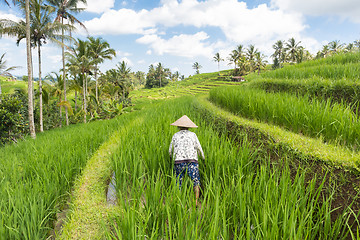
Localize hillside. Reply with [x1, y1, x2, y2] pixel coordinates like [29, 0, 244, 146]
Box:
[1, 53, 360, 239]
[0, 76, 28, 94]
[129, 70, 239, 103]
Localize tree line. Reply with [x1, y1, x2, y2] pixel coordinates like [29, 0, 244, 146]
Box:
[212, 38, 360, 76]
[0, 0, 146, 143]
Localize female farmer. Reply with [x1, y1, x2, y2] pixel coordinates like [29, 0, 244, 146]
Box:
[169, 115, 205, 206]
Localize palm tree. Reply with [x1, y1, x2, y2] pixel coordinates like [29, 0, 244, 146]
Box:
[320, 45, 330, 58]
[237, 56, 250, 76]
[0, 0, 35, 137]
[2, 0, 70, 131]
[25, 0, 36, 138]
[285, 37, 301, 63]
[328, 40, 344, 54]
[271, 40, 285, 68]
[192, 62, 202, 75]
[345, 43, 354, 53]
[117, 60, 131, 94]
[0, 53, 19, 98]
[134, 71, 145, 85]
[67, 67, 82, 111]
[234, 44, 244, 61]
[2, 0, 14, 6]
[46, 71, 63, 125]
[213, 52, 223, 75]
[46, 0, 87, 126]
[354, 40, 360, 50]
[254, 52, 267, 75]
[227, 50, 238, 69]
[88, 36, 116, 102]
[155, 62, 165, 87]
[67, 38, 93, 123]
[246, 44, 258, 72]
[172, 71, 180, 82]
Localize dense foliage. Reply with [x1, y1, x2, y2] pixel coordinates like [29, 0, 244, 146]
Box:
[209, 86, 360, 150]
[0, 93, 28, 144]
[0, 114, 124, 239]
[107, 97, 353, 239]
[145, 63, 170, 89]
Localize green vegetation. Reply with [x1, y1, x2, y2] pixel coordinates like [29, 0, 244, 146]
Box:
[209, 86, 360, 149]
[105, 97, 353, 239]
[2, 52, 360, 238]
[0, 93, 28, 144]
[196, 95, 359, 170]
[247, 52, 360, 115]
[2, 0, 360, 239]
[0, 78, 27, 94]
[130, 70, 237, 102]
[0, 116, 123, 239]
[262, 62, 360, 80]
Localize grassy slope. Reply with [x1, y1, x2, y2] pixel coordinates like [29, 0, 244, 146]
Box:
[0, 77, 28, 94]
[2, 58, 360, 238]
[210, 53, 360, 169]
[130, 70, 240, 103]
[246, 52, 360, 108]
[61, 62, 360, 238]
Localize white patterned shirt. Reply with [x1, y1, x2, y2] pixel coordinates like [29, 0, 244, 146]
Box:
[169, 130, 205, 162]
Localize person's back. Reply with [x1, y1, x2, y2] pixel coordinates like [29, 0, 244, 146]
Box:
[169, 129, 204, 163]
[169, 115, 205, 207]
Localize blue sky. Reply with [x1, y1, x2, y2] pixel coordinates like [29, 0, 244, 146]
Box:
[1, 0, 360, 78]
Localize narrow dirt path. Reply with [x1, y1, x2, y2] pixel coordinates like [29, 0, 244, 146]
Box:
[58, 117, 144, 239]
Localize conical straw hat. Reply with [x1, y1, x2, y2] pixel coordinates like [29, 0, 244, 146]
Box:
[170, 115, 198, 128]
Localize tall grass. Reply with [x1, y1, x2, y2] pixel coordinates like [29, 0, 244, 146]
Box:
[0, 117, 123, 239]
[107, 97, 353, 239]
[260, 52, 360, 81]
[261, 63, 360, 80]
[249, 78, 360, 108]
[297, 52, 360, 67]
[209, 86, 360, 149]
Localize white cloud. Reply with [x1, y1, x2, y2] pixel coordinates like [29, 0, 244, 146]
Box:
[0, 10, 20, 22]
[83, 0, 320, 59]
[119, 57, 133, 66]
[136, 32, 213, 58]
[271, 0, 360, 23]
[84, 8, 156, 35]
[84, 0, 308, 42]
[79, 0, 115, 14]
[116, 50, 132, 57]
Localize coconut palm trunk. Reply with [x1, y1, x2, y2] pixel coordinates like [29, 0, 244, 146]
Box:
[95, 65, 98, 101]
[37, 43, 43, 132]
[25, 0, 36, 138]
[61, 17, 69, 126]
[83, 73, 87, 123]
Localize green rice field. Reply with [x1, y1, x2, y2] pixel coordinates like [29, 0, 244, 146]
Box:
[1, 52, 360, 239]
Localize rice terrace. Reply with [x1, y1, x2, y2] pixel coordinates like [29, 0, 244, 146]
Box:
[1, 0, 360, 239]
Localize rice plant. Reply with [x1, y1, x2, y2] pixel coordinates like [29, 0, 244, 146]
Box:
[209, 86, 360, 150]
[261, 63, 360, 81]
[249, 77, 360, 110]
[260, 52, 360, 81]
[0, 117, 124, 239]
[107, 97, 354, 239]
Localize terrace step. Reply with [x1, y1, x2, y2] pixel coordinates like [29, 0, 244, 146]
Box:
[196, 95, 360, 172]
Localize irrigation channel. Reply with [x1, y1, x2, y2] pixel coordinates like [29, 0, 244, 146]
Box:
[57, 96, 359, 239]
